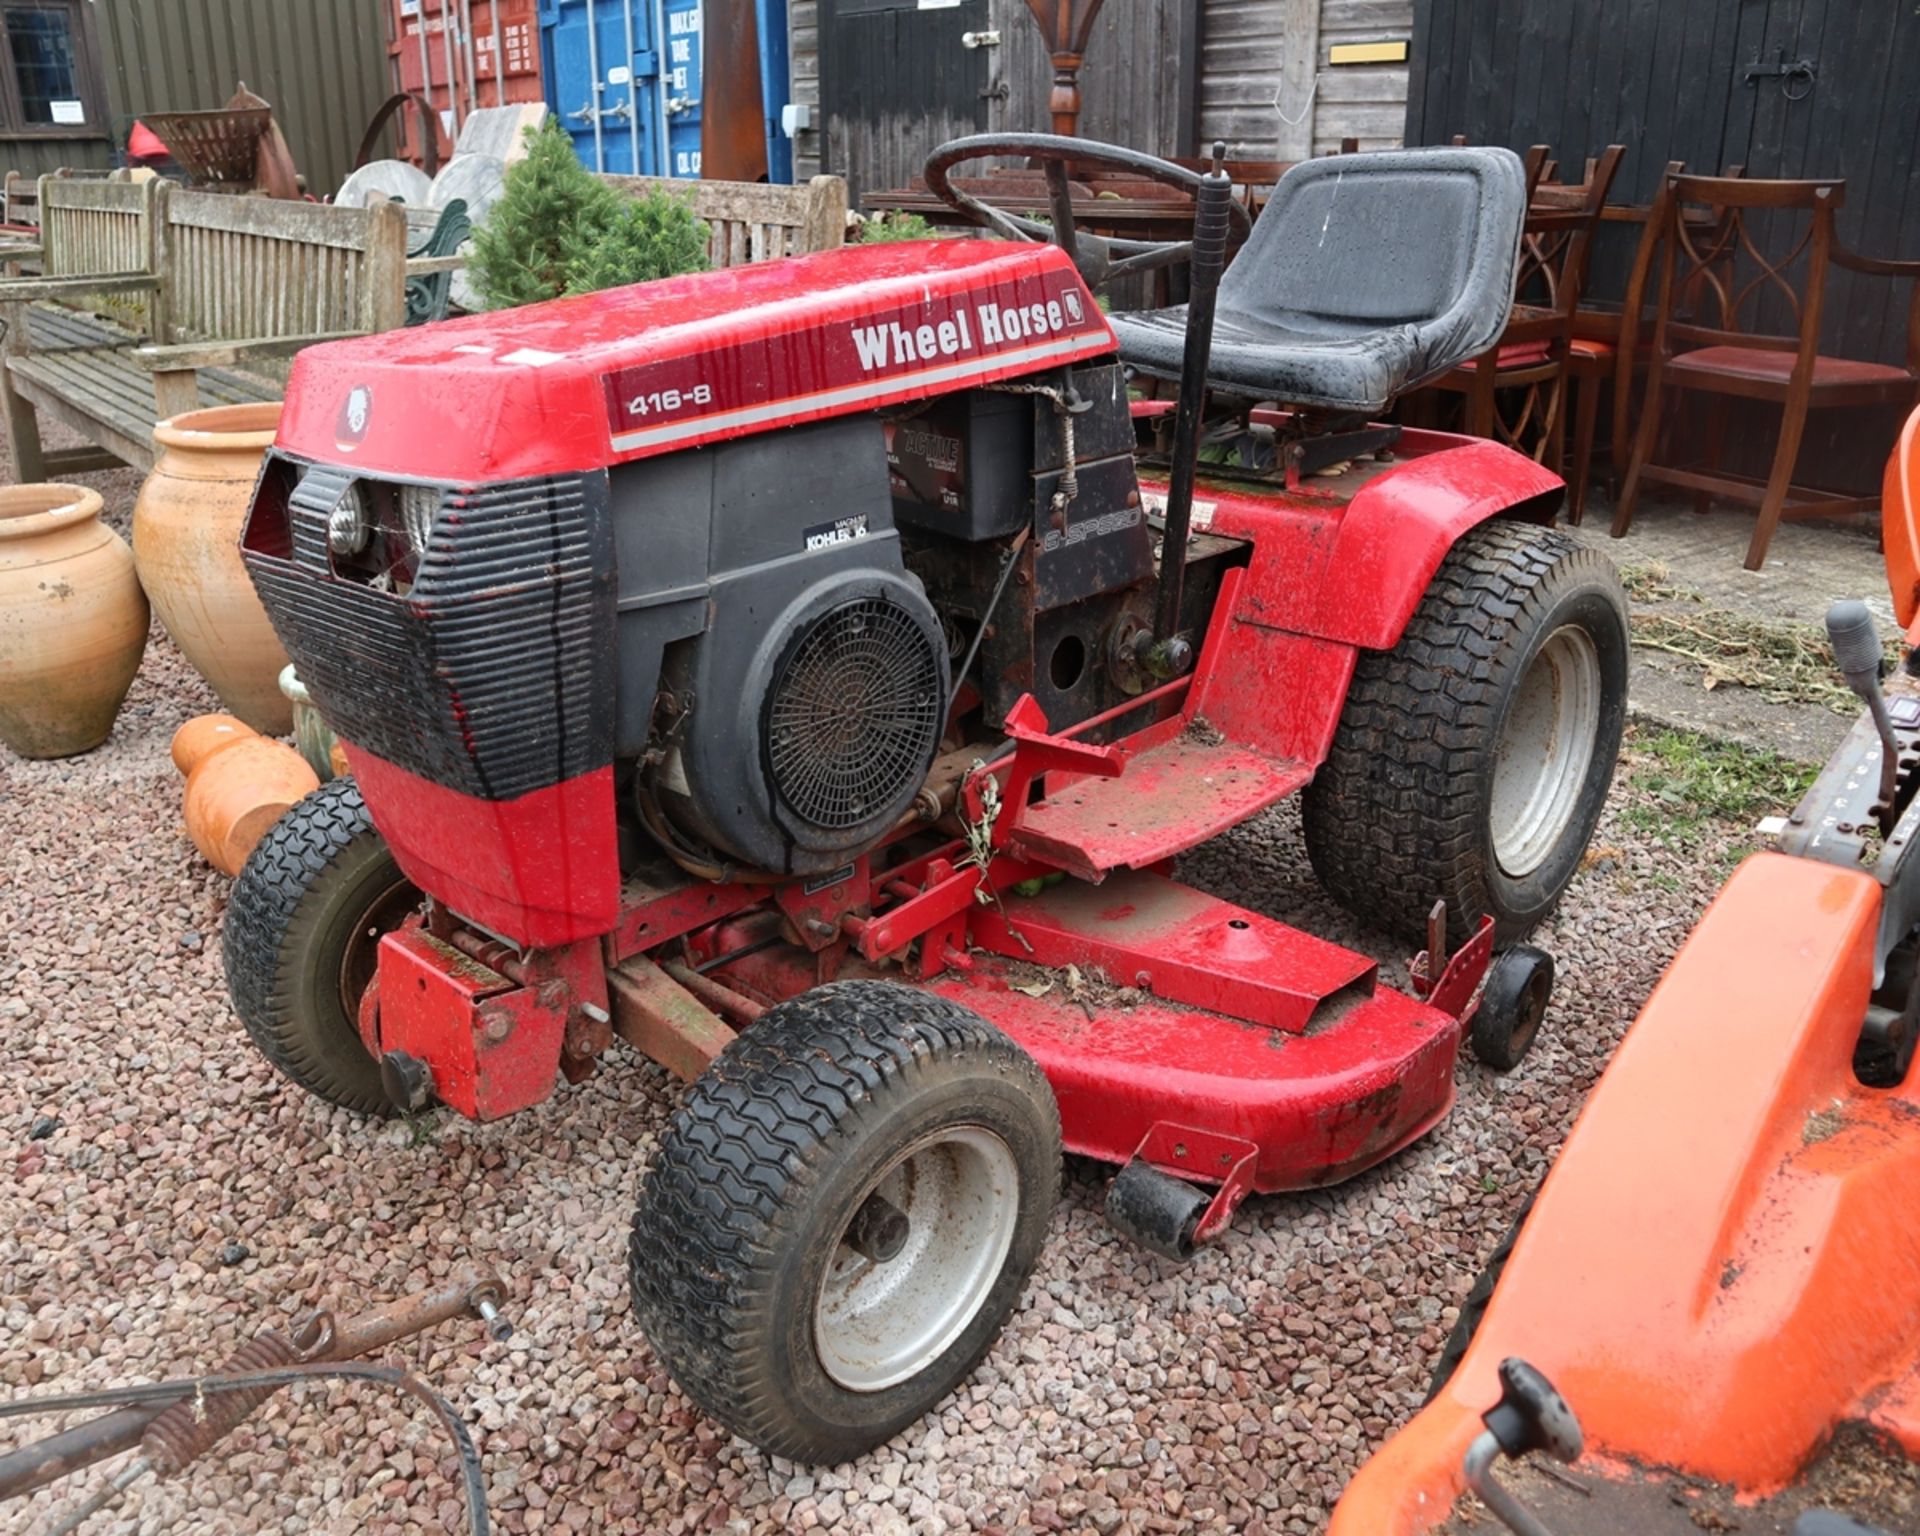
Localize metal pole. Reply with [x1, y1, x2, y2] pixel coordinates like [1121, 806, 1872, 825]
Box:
[414, 0, 435, 162]
[461, 0, 481, 119]
[491, 0, 506, 106]
[441, 0, 463, 136]
[1150, 143, 1232, 662]
[622, 0, 641, 172]
[586, 0, 607, 170]
[655, 0, 672, 173]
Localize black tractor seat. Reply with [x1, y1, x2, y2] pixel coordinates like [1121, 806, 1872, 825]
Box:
[1110, 147, 1528, 416]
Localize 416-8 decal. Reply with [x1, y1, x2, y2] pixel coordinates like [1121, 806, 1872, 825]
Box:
[626, 383, 714, 417]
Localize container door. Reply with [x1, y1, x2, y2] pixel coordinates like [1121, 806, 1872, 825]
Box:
[539, 0, 665, 172]
[660, 0, 705, 177]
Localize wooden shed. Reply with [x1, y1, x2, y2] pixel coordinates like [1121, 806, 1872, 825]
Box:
[0, 0, 391, 198]
[786, 0, 1416, 205]
[1405, 0, 1920, 369]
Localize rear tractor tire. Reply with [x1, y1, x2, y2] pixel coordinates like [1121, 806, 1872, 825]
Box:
[628, 981, 1062, 1463]
[1304, 520, 1628, 944]
[223, 778, 420, 1116]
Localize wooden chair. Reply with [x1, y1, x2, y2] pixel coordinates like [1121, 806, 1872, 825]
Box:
[1612, 175, 1920, 569]
[1420, 145, 1623, 523]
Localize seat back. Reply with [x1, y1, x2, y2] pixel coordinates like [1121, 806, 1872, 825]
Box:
[154, 190, 410, 346]
[37, 174, 160, 279]
[1220, 147, 1528, 390]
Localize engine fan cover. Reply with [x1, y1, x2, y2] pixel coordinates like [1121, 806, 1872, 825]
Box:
[659, 570, 950, 875]
[765, 593, 947, 835]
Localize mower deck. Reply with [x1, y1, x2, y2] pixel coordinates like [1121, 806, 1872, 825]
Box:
[719, 864, 1475, 1202]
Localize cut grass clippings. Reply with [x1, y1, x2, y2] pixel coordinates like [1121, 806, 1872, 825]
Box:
[1617, 724, 1816, 866]
[1618, 562, 1900, 717]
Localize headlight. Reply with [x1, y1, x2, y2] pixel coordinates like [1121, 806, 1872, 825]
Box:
[327, 481, 370, 556]
[400, 483, 440, 557]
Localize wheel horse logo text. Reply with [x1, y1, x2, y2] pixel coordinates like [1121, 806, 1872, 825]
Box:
[849, 287, 1089, 373]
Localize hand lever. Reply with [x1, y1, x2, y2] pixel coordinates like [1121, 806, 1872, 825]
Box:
[1827, 600, 1899, 830]
[1461, 1358, 1582, 1536]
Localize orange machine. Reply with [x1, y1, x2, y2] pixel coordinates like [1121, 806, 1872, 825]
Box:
[1332, 405, 1920, 1536]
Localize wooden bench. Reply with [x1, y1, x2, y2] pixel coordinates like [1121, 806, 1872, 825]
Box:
[598, 173, 848, 267]
[0, 181, 408, 477]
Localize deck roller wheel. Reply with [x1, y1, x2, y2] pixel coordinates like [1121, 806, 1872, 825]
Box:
[628, 981, 1061, 1463]
[1104, 1159, 1213, 1261]
[1471, 946, 1555, 1072]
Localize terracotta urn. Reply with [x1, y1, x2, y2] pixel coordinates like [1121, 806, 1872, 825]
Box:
[171, 713, 320, 876]
[133, 402, 292, 734]
[0, 483, 149, 759]
[279, 664, 348, 781]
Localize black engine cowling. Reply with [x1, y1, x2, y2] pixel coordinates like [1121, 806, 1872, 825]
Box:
[610, 415, 950, 876]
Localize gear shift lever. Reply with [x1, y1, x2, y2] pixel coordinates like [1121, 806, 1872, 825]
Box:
[1461, 1358, 1582, 1536]
[1827, 599, 1899, 830]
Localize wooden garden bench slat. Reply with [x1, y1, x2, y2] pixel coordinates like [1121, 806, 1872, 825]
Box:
[597, 174, 848, 266]
[0, 177, 406, 477]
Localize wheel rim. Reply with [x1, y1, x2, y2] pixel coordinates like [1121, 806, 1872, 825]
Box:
[1508, 967, 1551, 1058]
[337, 874, 421, 1017]
[814, 1125, 1021, 1393]
[1491, 625, 1602, 878]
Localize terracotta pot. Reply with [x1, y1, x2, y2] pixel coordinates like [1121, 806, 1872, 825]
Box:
[133, 402, 292, 733]
[172, 713, 320, 876]
[0, 484, 149, 759]
[279, 664, 347, 781]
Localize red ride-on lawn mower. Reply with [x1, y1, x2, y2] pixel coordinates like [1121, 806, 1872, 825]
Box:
[223, 137, 1628, 1462]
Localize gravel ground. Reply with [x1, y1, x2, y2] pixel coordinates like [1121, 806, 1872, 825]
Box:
[4, 435, 1742, 1535]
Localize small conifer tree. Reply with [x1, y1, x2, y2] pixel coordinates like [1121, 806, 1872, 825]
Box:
[467, 118, 620, 309]
[563, 185, 710, 294]
[468, 117, 712, 310]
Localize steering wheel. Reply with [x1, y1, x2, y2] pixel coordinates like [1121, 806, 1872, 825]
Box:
[922, 133, 1254, 289]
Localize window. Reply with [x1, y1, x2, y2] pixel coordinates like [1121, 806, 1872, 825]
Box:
[0, 0, 105, 137]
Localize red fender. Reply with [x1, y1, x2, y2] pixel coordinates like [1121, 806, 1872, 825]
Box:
[1146, 432, 1563, 768]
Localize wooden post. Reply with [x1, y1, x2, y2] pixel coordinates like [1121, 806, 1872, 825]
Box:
[363, 199, 411, 334]
[802, 175, 848, 254]
[0, 299, 45, 481]
[1274, 0, 1321, 162]
[1022, 0, 1108, 137]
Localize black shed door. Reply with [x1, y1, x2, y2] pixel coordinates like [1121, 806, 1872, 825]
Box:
[1405, 0, 1920, 367]
[820, 0, 992, 207]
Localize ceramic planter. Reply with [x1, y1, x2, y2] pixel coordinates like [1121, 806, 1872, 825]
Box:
[133, 402, 292, 734]
[0, 484, 149, 759]
[171, 713, 320, 876]
[279, 664, 347, 781]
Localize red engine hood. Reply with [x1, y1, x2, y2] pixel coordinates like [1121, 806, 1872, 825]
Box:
[276, 239, 1116, 482]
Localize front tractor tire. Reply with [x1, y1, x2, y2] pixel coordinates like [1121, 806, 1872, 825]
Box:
[628, 981, 1062, 1464]
[223, 778, 420, 1116]
[1304, 520, 1628, 944]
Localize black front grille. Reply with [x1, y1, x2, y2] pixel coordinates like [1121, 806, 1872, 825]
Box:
[765, 596, 946, 831]
[245, 456, 615, 802]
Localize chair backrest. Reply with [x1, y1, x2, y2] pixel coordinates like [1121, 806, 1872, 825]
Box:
[154, 190, 409, 345]
[1220, 146, 1527, 379]
[1654, 174, 1845, 358]
[1516, 144, 1625, 321]
[36, 175, 161, 278]
[597, 173, 848, 266]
